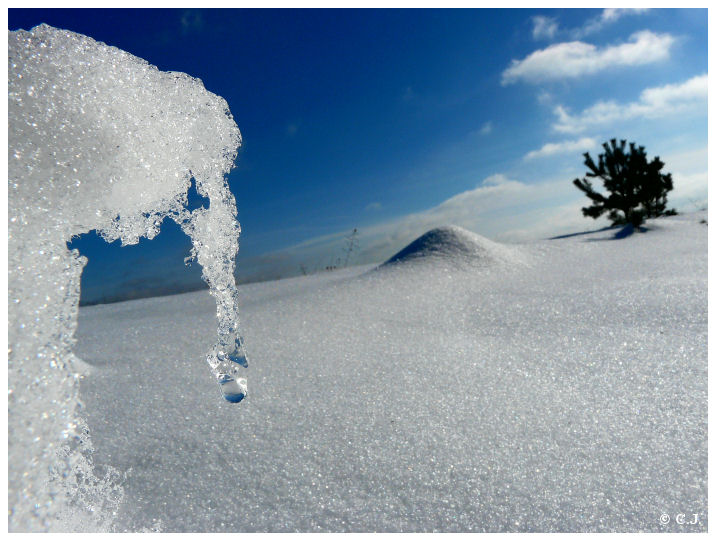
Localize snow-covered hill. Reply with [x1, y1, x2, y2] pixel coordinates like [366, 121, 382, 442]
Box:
[381, 225, 526, 268]
[74, 212, 707, 532]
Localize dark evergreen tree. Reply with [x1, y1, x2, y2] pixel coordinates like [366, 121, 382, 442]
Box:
[573, 138, 677, 228]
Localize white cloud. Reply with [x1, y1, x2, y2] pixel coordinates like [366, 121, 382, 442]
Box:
[578, 8, 650, 37]
[553, 74, 707, 133]
[532, 16, 558, 40]
[660, 146, 708, 210]
[603, 8, 649, 22]
[468, 122, 493, 138]
[502, 30, 674, 85]
[481, 173, 511, 186]
[524, 137, 597, 160]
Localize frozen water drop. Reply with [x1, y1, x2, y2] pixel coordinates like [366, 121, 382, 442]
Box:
[218, 375, 247, 403]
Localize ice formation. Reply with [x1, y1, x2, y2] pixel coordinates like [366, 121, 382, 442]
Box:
[8, 24, 246, 531]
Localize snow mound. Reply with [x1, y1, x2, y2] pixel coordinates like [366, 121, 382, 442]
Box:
[382, 225, 524, 267]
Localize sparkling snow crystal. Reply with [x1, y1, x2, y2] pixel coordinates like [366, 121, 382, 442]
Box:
[8, 24, 246, 531]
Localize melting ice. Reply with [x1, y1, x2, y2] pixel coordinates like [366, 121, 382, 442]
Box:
[8, 24, 246, 531]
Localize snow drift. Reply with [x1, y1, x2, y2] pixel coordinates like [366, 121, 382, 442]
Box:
[382, 225, 525, 267]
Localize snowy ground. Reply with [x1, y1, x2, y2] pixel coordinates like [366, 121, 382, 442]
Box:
[74, 212, 707, 532]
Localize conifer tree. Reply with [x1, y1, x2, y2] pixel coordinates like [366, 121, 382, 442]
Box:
[573, 138, 677, 228]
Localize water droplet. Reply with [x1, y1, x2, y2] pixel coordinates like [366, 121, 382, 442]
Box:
[217, 374, 246, 403]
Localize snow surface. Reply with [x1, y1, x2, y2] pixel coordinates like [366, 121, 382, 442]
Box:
[74, 212, 707, 532]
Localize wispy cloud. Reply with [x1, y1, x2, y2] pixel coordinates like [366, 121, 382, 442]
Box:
[576, 8, 650, 37]
[602, 8, 650, 23]
[553, 74, 707, 133]
[537, 90, 553, 104]
[532, 16, 558, 40]
[502, 30, 674, 85]
[524, 137, 597, 160]
[365, 202, 382, 211]
[180, 10, 204, 35]
[467, 122, 493, 138]
[660, 146, 708, 210]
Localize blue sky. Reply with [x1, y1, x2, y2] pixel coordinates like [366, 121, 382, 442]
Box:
[8, 8, 708, 302]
